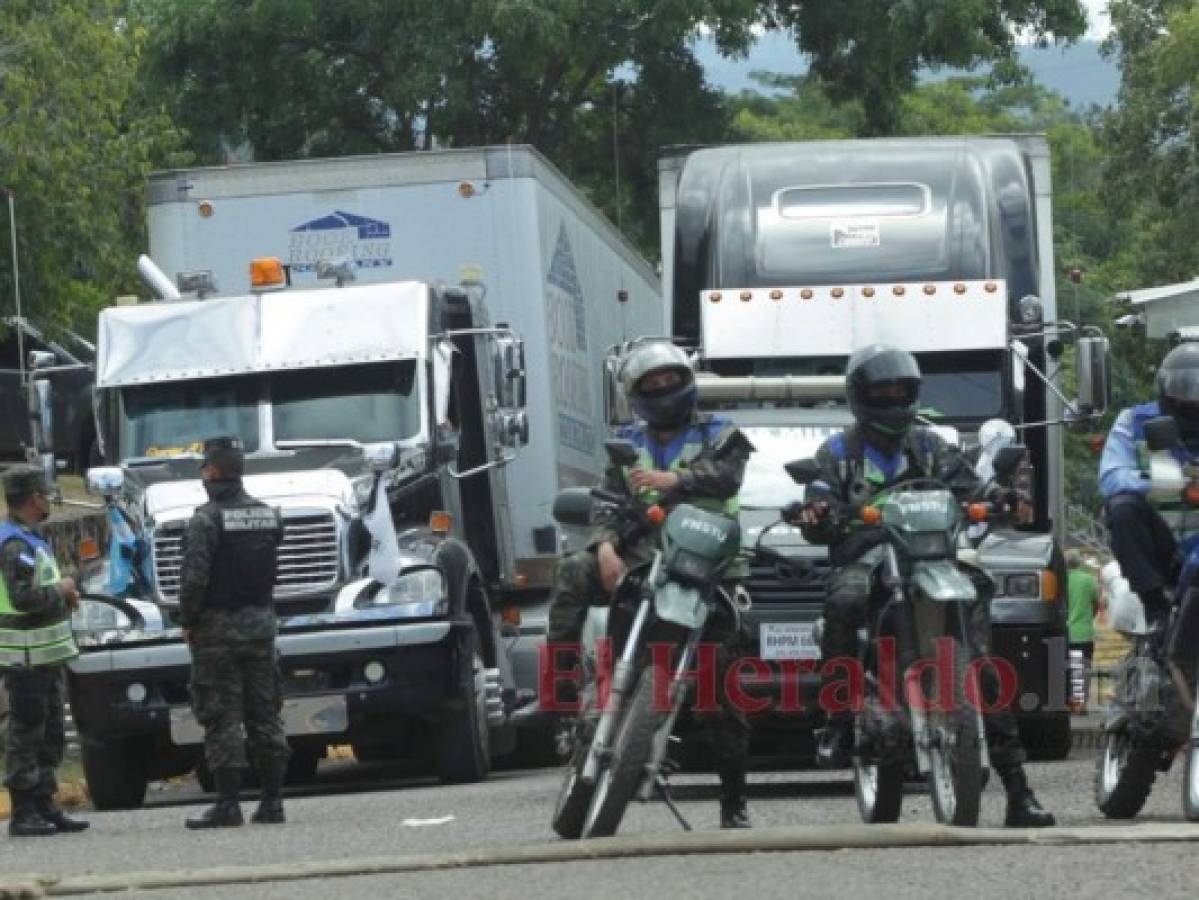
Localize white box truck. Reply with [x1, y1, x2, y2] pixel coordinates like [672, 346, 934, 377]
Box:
[54, 147, 661, 807]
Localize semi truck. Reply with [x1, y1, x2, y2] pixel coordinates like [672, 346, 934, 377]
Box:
[49, 146, 661, 808]
[651, 136, 1109, 761]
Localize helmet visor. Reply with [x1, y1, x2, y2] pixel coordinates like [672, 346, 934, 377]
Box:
[863, 379, 920, 410]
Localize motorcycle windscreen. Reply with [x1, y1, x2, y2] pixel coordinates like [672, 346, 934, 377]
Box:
[880, 491, 959, 532]
[660, 504, 741, 583]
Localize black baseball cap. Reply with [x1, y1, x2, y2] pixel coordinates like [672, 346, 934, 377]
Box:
[200, 436, 245, 476]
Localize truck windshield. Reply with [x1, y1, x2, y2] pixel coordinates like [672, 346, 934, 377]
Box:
[271, 361, 421, 444]
[120, 377, 260, 458]
[738, 426, 837, 510]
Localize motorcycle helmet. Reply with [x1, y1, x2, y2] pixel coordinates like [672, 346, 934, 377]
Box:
[1157, 342, 1199, 440]
[622, 341, 696, 430]
[846, 344, 922, 444]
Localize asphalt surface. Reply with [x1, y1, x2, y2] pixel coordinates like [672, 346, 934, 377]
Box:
[6, 736, 1199, 899]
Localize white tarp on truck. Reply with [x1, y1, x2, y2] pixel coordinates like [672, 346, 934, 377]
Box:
[97, 281, 430, 387]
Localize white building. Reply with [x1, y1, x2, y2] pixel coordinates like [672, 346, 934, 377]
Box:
[1115, 279, 1199, 339]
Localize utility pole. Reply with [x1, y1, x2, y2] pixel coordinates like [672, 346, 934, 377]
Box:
[4, 188, 23, 383]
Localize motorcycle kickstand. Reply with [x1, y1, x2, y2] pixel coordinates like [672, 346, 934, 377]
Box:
[654, 774, 693, 832]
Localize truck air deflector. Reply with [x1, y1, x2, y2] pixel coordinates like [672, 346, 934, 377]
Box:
[96, 281, 430, 387]
[699, 280, 1008, 360]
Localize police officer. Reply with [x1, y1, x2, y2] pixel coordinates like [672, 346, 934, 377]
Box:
[792, 344, 1055, 828]
[1100, 342, 1199, 692]
[0, 466, 88, 837]
[546, 341, 756, 829]
[181, 437, 289, 829]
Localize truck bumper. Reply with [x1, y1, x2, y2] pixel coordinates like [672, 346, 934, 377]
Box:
[68, 620, 467, 747]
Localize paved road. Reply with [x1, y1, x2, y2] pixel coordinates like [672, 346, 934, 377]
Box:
[7, 742, 1199, 899]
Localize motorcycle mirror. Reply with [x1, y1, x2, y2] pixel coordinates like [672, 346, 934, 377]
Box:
[784, 458, 822, 486]
[551, 487, 595, 527]
[991, 445, 1026, 481]
[1144, 416, 1181, 453]
[604, 439, 639, 468]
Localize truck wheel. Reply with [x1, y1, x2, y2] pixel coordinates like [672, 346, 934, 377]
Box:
[1021, 713, 1073, 761]
[82, 740, 148, 810]
[436, 628, 490, 784]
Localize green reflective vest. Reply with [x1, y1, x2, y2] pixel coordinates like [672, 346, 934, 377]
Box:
[0, 526, 77, 668]
[620, 421, 740, 519]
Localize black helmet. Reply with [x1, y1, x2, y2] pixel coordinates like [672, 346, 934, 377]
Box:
[622, 341, 696, 430]
[1157, 343, 1199, 439]
[846, 344, 922, 443]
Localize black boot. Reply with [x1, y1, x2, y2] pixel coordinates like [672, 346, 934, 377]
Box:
[815, 716, 853, 770]
[8, 791, 57, 837]
[718, 765, 751, 829]
[37, 795, 89, 833]
[251, 760, 286, 824]
[1001, 769, 1055, 828]
[185, 768, 243, 829]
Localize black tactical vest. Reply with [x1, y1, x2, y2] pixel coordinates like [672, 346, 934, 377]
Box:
[203, 490, 282, 611]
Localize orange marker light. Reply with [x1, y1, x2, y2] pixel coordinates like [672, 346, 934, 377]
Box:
[831, 287, 845, 299]
[954, 283, 967, 294]
[78, 538, 101, 562]
[709, 292, 722, 303]
[984, 282, 998, 293]
[893, 285, 906, 296]
[770, 289, 783, 300]
[923, 284, 936, 295]
[1041, 569, 1059, 603]
[501, 605, 522, 628]
[862, 286, 876, 298]
[967, 503, 989, 524]
[429, 511, 453, 535]
[740, 290, 753, 302]
[800, 288, 814, 300]
[1185, 483, 1199, 506]
[861, 506, 882, 526]
[647, 506, 667, 526]
[250, 257, 285, 288]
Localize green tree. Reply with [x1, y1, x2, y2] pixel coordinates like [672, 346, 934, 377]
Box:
[761, 0, 1089, 136]
[0, 1, 183, 332]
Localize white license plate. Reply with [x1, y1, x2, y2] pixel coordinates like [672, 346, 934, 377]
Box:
[759, 622, 819, 661]
[170, 694, 349, 746]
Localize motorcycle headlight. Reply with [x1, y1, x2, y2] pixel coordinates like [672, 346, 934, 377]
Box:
[355, 568, 447, 617]
[72, 598, 138, 645]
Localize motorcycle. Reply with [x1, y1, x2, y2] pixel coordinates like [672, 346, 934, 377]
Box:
[1095, 414, 1199, 820]
[550, 439, 743, 839]
[785, 461, 1004, 826]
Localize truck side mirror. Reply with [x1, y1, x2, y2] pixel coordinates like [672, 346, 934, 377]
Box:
[496, 410, 529, 449]
[785, 458, 822, 486]
[86, 466, 125, 499]
[27, 377, 54, 456]
[604, 439, 639, 468]
[1075, 333, 1110, 416]
[604, 353, 633, 427]
[1144, 416, 1180, 453]
[552, 487, 595, 527]
[362, 442, 398, 472]
[493, 335, 526, 411]
[27, 350, 56, 371]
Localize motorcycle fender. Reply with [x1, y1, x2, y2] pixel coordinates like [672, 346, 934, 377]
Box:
[654, 582, 707, 630]
[911, 560, 976, 603]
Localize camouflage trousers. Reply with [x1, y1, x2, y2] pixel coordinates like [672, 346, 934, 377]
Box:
[189, 639, 291, 772]
[2, 665, 65, 798]
[547, 548, 750, 767]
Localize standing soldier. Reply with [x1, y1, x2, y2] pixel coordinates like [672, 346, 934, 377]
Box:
[1, 466, 88, 837]
[180, 437, 289, 829]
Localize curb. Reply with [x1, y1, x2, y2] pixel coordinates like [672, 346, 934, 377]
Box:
[5, 821, 1199, 896]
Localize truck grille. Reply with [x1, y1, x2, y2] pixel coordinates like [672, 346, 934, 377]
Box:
[744, 558, 830, 606]
[153, 510, 340, 603]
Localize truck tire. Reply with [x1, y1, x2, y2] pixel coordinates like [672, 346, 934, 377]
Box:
[1021, 713, 1073, 761]
[82, 740, 148, 810]
[436, 628, 490, 784]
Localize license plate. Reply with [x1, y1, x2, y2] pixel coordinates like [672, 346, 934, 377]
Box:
[170, 694, 349, 746]
[759, 622, 819, 661]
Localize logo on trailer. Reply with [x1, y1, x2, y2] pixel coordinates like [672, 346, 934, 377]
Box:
[288, 211, 393, 273]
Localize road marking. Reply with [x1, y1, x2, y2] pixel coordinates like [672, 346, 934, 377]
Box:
[6, 822, 1199, 896]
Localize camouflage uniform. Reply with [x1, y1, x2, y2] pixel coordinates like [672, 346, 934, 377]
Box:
[180, 480, 289, 775]
[546, 413, 754, 769]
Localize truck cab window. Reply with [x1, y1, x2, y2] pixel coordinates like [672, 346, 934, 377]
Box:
[120, 377, 260, 458]
[271, 361, 421, 444]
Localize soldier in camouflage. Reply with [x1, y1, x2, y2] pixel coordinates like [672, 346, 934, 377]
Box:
[546, 342, 756, 829]
[180, 437, 289, 829]
[1, 466, 88, 837]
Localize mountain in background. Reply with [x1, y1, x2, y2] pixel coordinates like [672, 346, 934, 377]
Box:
[694, 33, 1120, 110]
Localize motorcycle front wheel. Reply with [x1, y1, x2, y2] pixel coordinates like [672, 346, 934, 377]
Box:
[582, 663, 671, 838]
[551, 719, 596, 839]
[1183, 736, 1199, 822]
[1095, 727, 1158, 819]
[926, 640, 982, 827]
[854, 755, 904, 824]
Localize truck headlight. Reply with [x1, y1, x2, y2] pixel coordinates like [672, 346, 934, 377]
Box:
[355, 568, 447, 617]
[1003, 573, 1040, 599]
[72, 598, 138, 645]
